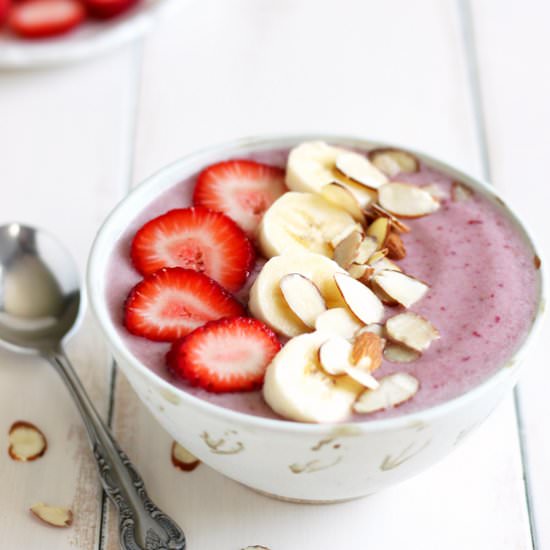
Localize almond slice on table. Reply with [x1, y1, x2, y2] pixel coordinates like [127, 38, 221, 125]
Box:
[315, 307, 363, 339]
[330, 223, 364, 248]
[321, 182, 366, 223]
[171, 442, 200, 472]
[385, 312, 439, 352]
[353, 373, 419, 413]
[333, 230, 363, 269]
[378, 183, 440, 218]
[371, 269, 429, 308]
[30, 503, 73, 528]
[368, 149, 420, 177]
[451, 181, 474, 202]
[8, 421, 47, 462]
[280, 273, 327, 328]
[335, 151, 388, 190]
[383, 343, 421, 363]
[384, 231, 407, 260]
[366, 217, 391, 248]
[351, 331, 384, 373]
[319, 337, 379, 389]
[354, 236, 378, 264]
[334, 273, 384, 325]
[369, 203, 411, 233]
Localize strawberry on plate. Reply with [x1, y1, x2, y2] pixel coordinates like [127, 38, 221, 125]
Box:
[84, 0, 140, 19]
[131, 207, 255, 292]
[9, 0, 85, 39]
[124, 267, 245, 342]
[167, 317, 282, 393]
[0, 0, 11, 26]
[193, 160, 287, 237]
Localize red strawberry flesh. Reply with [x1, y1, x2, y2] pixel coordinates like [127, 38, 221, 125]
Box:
[124, 268, 245, 342]
[193, 160, 287, 237]
[167, 317, 282, 393]
[84, 0, 139, 19]
[9, 0, 85, 38]
[131, 207, 255, 292]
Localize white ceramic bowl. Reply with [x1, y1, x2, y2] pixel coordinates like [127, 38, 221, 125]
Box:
[88, 135, 546, 503]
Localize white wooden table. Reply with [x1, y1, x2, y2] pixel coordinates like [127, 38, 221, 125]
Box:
[1, 1, 548, 548]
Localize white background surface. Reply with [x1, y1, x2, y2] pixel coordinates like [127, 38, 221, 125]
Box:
[0, 1, 548, 548]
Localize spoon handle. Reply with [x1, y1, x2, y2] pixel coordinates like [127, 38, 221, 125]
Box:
[48, 350, 186, 550]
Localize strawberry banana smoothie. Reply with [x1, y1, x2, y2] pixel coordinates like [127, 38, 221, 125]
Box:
[106, 142, 539, 423]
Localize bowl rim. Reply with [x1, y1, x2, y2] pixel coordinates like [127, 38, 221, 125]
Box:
[87, 133, 547, 434]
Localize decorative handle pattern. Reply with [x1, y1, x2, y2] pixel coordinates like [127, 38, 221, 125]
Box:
[94, 444, 186, 550]
[49, 351, 186, 550]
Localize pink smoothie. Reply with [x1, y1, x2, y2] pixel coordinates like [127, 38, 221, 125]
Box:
[106, 146, 540, 421]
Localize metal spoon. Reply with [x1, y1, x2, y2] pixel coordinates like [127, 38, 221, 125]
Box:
[0, 222, 186, 550]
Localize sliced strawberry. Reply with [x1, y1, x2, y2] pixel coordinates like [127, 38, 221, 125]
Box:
[124, 268, 245, 342]
[193, 160, 287, 237]
[0, 0, 11, 26]
[9, 0, 85, 39]
[131, 207, 255, 292]
[84, 0, 139, 19]
[167, 317, 281, 393]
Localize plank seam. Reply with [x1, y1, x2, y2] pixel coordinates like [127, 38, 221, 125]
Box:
[457, 1, 539, 548]
[97, 38, 146, 550]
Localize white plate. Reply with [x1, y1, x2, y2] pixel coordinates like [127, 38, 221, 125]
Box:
[0, 0, 178, 69]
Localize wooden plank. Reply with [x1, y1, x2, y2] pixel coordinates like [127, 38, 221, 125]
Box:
[0, 44, 141, 549]
[105, 0, 533, 548]
[468, 0, 550, 546]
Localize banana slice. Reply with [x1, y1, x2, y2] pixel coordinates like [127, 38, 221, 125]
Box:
[249, 252, 347, 337]
[263, 331, 363, 423]
[258, 192, 355, 258]
[286, 141, 376, 208]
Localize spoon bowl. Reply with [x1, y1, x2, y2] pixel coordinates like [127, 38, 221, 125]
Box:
[0, 223, 81, 354]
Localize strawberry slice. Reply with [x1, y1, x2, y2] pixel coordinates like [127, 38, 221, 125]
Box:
[193, 160, 287, 237]
[84, 0, 140, 19]
[0, 0, 11, 26]
[9, 0, 85, 39]
[131, 207, 255, 292]
[124, 267, 245, 342]
[167, 317, 282, 393]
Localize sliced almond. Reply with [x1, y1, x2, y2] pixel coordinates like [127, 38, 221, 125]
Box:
[280, 273, 326, 328]
[371, 269, 429, 308]
[348, 263, 371, 280]
[385, 231, 406, 260]
[366, 217, 391, 248]
[351, 332, 383, 373]
[383, 343, 421, 363]
[451, 181, 474, 202]
[367, 248, 390, 266]
[318, 336, 352, 375]
[171, 442, 200, 472]
[369, 203, 411, 233]
[369, 278, 399, 306]
[8, 421, 47, 462]
[334, 272, 384, 325]
[369, 255, 402, 274]
[354, 236, 378, 264]
[378, 183, 440, 218]
[333, 230, 362, 269]
[315, 307, 364, 339]
[335, 151, 388, 190]
[343, 364, 379, 390]
[353, 373, 419, 413]
[30, 503, 73, 528]
[356, 323, 385, 338]
[385, 312, 439, 352]
[330, 223, 363, 248]
[321, 182, 366, 223]
[422, 183, 448, 202]
[368, 148, 420, 177]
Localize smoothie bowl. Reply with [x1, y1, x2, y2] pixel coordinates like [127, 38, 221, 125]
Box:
[88, 135, 545, 502]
